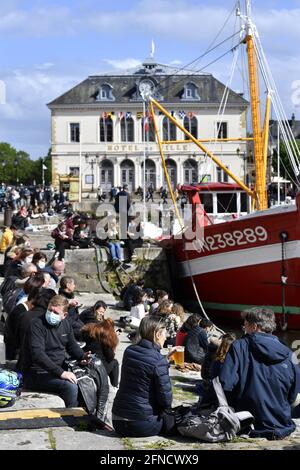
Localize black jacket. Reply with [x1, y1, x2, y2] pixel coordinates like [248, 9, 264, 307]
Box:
[19, 314, 84, 378]
[4, 303, 27, 360]
[11, 214, 28, 231]
[58, 288, 84, 340]
[183, 325, 209, 365]
[112, 339, 172, 420]
[114, 190, 131, 214]
[79, 308, 99, 325]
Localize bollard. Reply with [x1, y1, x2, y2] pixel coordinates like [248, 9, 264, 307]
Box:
[4, 207, 12, 227]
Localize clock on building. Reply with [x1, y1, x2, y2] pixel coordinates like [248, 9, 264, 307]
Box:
[139, 80, 155, 100]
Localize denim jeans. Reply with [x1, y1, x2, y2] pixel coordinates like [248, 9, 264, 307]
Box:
[113, 416, 163, 437]
[108, 242, 121, 260]
[24, 372, 79, 408]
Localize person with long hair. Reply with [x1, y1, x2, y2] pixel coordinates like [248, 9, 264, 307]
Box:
[81, 319, 119, 387]
[80, 300, 107, 325]
[112, 316, 172, 437]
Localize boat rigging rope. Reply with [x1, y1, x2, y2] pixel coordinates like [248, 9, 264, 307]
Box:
[252, 29, 300, 182]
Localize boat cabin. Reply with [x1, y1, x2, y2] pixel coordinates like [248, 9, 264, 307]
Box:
[179, 183, 250, 223]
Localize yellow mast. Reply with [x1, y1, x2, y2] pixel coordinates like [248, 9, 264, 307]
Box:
[245, 2, 268, 210]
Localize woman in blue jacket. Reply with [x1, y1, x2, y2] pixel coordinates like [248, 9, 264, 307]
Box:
[112, 316, 172, 437]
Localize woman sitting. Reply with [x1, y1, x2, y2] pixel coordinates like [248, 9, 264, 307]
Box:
[81, 320, 119, 387]
[51, 221, 79, 261]
[106, 216, 122, 266]
[73, 221, 94, 249]
[156, 300, 180, 347]
[79, 300, 107, 325]
[198, 333, 236, 407]
[112, 316, 172, 437]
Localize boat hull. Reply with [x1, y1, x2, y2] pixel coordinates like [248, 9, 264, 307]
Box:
[168, 196, 300, 329]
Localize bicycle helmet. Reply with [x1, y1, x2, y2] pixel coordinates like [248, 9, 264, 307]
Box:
[0, 395, 15, 408]
[0, 369, 22, 407]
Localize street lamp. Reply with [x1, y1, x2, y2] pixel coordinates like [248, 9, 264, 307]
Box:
[85, 154, 100, 193]
[14, 158, 19, 185]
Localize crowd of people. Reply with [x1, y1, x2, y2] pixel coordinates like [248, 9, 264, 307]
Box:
[0, 183, 71, 216]
[0, 185, 300, 443]
[0, 233, 300, 441]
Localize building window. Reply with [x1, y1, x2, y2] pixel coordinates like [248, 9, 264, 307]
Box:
[201, 174, 211, 183]
[223, 167, 229, 183]
[217, 167, 229, 183]
[184, 115, 198, 140]
[182, 82, 200, 101]
[142, 118, 156, 142]
[100, 116, 113, 142]
[70, 123, 80, 143]
[201, 193, 213, 213]
[69, 167, 79, 177]
[217, 193, 237, 213]
[96, 84, 115, 101]
[217, 122, 228, 139]
[121, 116, 134, 142]
[162, 117, 176, 141]
[85, 175, 94, 185]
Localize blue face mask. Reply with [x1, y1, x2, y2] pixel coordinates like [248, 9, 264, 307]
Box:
[45, 310, 61, 326]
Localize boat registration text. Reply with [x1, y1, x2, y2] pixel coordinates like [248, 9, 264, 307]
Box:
[193, 226, 268, 253]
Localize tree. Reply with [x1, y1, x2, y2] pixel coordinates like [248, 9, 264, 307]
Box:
[0, 142, 52, 185]
[272, 140, 300, 183]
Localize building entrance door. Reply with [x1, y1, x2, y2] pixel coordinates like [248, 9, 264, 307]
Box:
[100, 160, 114, 191]
[142, 159, 156, 189]
[120, 159, 135, 192]
[163, 159, 177, 190]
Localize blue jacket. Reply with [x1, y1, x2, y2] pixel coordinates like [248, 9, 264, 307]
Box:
[183, 325, 208, 365]
[219, 333, 300, 439]
[112, 339, 172, 420]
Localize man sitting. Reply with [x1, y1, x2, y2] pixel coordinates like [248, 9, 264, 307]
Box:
[18, 295, 91, 408]
[219, 307, 300, 440]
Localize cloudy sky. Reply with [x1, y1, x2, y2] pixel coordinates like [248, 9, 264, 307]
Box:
[0, 0, 300, 159]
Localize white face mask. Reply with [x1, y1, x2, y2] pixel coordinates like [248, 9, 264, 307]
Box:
[37, 261, 46, 269]
[25, 257, 33, 264]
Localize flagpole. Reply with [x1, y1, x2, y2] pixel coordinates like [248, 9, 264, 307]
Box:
[79, 136, 82, 204]
[42, 159, 45, 187]
[277, 122, 280, 205]
[143, 102, 147, 226]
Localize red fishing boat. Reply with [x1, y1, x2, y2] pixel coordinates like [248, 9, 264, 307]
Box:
[140, 1, 300, 329]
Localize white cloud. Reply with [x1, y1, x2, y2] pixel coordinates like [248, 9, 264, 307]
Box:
[104, 58, 142, 71]
[36, 63, 55, 71]
[169, 60, 183, 66]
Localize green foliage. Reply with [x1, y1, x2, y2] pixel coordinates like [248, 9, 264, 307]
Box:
[121, 437, 135, 450]
[272, 140, 300, 180]
[0, 142, 52, 185]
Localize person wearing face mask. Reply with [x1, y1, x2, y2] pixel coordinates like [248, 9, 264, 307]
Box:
[18, 295, 91, 408]
[32, 252, 48, 271]
[5, 248, 34, 278]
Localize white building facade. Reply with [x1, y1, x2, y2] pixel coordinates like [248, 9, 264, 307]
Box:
[48, 60, 248, 198]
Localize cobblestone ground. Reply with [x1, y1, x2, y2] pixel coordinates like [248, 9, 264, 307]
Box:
[0, 291, 300, 450]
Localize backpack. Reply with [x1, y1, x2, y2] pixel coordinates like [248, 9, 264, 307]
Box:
[68, 356, 111, 425]
[176, 377, 254, 442]
[2, 288, 22, 315]
[0, 368, 23, 408]
[51, 228, 59, 239]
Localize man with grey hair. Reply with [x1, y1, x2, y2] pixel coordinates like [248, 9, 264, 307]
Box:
[219, 307, 300, 440]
